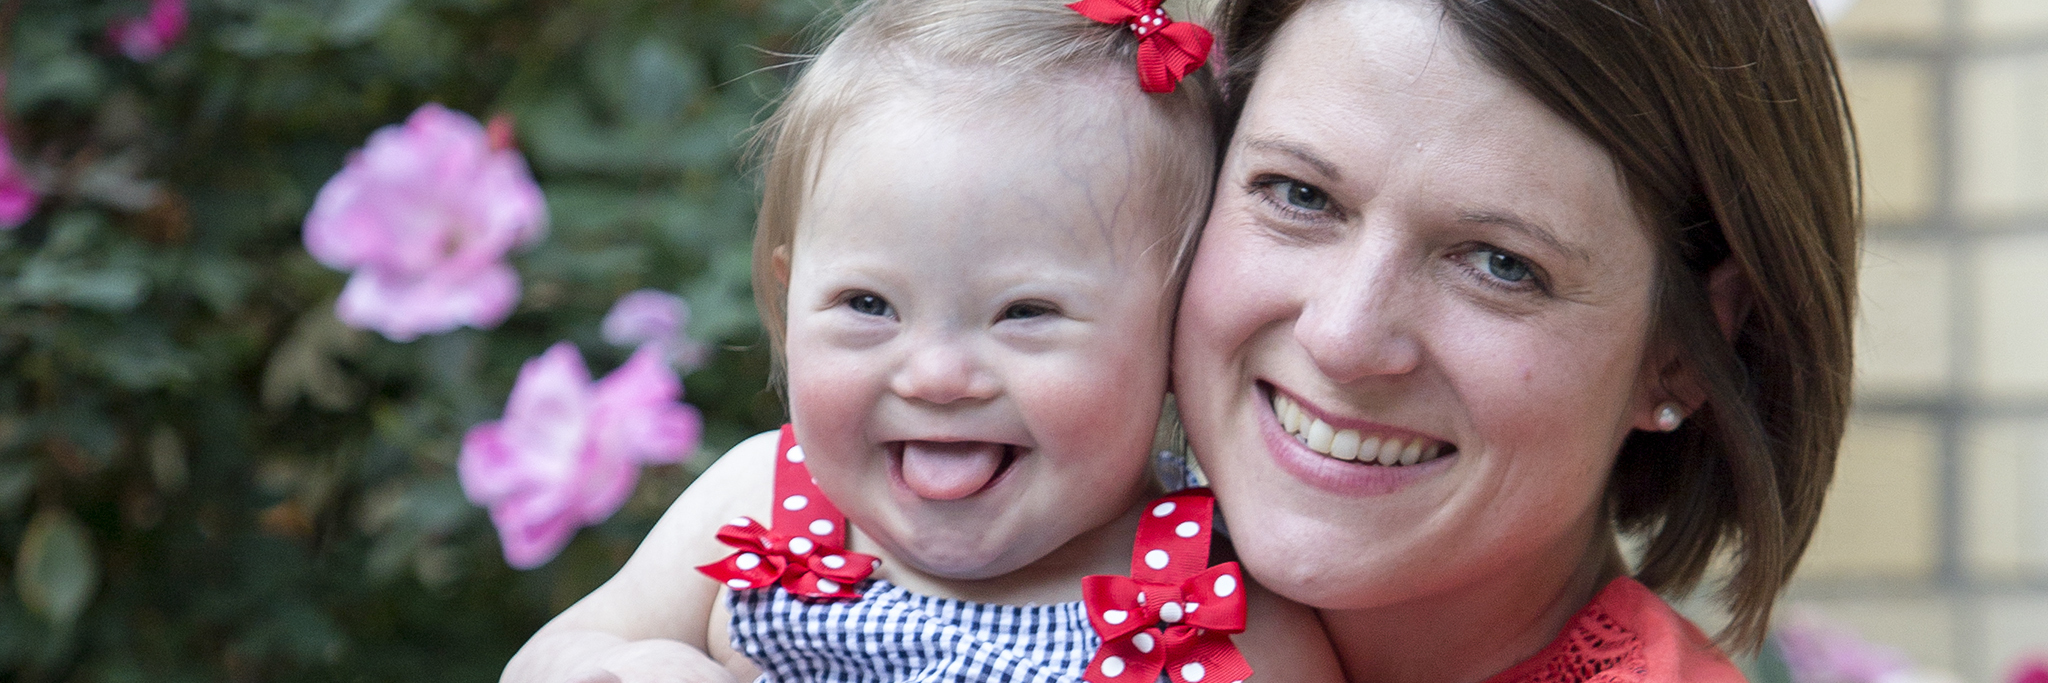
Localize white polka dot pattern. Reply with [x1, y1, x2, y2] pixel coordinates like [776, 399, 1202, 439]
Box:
[782, 494, 808, 511]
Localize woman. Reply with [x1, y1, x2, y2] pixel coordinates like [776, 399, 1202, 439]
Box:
[1173, 0, 1857, 680]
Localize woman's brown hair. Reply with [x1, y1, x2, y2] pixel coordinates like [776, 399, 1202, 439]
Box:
[1216, 0, 1860, 650]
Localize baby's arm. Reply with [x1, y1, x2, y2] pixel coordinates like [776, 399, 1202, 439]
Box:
[501, 431, 780, 683]
[1237, 579, 1345, 682]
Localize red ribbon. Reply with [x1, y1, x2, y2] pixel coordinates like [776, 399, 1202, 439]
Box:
[695, 425, 878, 600]
[1081, 489, 1252, 683]
[1067, 0, 1214, 93]
[696, 516, 878, 600]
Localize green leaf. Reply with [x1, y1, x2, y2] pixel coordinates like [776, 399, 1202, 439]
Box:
[14, 509, 100, 627]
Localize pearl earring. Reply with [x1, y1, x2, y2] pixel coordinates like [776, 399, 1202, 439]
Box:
[1654, 403, 1685, 432]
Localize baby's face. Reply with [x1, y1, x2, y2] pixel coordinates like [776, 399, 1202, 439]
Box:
[781, 89, 1177, 581]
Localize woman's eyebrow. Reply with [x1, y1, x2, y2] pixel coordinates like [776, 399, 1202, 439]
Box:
[1243, 135, 1342, 181]
[1459, 210, 1592, 264]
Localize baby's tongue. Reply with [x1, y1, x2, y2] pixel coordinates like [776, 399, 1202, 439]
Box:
[898, 441, 1006, 501]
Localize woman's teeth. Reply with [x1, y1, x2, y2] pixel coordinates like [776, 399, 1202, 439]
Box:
[1273, 393, 1445, 466]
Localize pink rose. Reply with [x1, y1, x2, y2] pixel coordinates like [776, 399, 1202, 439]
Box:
[0, 132, 35, 230]
[601, 289, 707, 370]
[108, 0, 189, 62]
[304, 104, 547, 341]
[459, 343, 702, 569]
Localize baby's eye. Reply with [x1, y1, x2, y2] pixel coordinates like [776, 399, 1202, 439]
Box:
[845, 292, 894, 318]
[999, 301, 1056, 321]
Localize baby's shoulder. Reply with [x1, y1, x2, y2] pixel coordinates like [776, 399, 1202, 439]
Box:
[651, 429, 783, 564]
[682, 428, 781, 515]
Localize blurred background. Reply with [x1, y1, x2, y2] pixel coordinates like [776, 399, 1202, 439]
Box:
[0, 0, 806, 680]
[0, 0, 2042, 682]
[1784, 0, 2048, 680]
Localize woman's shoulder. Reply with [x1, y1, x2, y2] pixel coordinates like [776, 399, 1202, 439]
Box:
[1485, 577, 1747, 683]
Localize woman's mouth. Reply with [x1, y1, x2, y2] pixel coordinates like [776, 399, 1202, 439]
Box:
[1269, 390, 1454, 467]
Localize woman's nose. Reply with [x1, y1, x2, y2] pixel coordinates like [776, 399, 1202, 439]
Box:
[889, 336, 1000, 405]
[1293, 252, 1423, 384]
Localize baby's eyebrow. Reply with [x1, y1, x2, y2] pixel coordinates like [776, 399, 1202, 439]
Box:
[1243, 135, 1342, 182]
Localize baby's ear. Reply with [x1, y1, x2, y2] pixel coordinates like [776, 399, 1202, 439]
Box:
[773, 245, 792, 286]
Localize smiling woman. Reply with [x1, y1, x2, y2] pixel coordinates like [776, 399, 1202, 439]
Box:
[1174, 0, 1857, 680]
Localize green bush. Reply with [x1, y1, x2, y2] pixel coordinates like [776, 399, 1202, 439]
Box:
[0, 0, 816, 679]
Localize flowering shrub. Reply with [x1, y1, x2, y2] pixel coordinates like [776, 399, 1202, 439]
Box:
[460, 343, 701, 569]
[106, 0, 187, 61]
[0, 132, 33, 229]
[0, 0, 809, 680]
[303, 103, 547, 342]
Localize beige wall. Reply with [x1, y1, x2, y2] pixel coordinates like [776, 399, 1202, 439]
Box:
[1792, 0, 2048, 679]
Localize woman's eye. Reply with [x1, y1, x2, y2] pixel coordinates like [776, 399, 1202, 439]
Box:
[1279, 180, 1330, 212]
[846, 293, 894, 317]
[999, 302, 1054, 321]
[1459, 247, 1542, 289]
[1484, 251, 1533, 283]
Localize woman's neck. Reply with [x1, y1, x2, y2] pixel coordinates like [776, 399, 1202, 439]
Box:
[1319, 520, 1627, 683]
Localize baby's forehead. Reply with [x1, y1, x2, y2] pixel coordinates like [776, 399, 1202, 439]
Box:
[803, 77, 1192, 238]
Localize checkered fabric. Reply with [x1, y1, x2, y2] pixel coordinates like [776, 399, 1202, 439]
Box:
[729, 579, 1100, 682]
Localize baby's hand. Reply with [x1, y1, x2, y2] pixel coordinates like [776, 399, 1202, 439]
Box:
[563, 639, 740, 683]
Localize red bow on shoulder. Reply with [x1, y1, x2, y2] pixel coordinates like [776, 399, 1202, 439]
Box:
[695, 425, 878, 601]
[697, 516, 878, 600]
[1067, 0, 1214, 93]
[1081, 489, 1252, 683]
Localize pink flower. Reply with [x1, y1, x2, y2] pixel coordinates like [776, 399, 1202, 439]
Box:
[459, 343, 702, 569]
[1775, 609, 1913, 683]
[2012, 658, 2048, 683]
[601, 289, 707, 369]
[108, 0, 188, 62]
[0, 133, 35, 230]
[303, 104, 547, 342]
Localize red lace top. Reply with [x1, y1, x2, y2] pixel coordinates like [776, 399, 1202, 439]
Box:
[1482, 578, 1747, 683]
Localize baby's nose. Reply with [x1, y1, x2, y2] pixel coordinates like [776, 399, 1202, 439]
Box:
[890, 338, 999, 404]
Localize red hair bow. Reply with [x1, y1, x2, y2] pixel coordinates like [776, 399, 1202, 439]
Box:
[1068, 0, 1214, 93]
[1080, 489, 1252, 683]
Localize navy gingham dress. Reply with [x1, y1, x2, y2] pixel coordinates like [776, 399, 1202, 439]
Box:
[728, 579, 1100, 682]
[720, 441, 1203, 683]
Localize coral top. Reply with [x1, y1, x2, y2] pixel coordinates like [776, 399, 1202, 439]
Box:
[1484, 577, 1747, 683]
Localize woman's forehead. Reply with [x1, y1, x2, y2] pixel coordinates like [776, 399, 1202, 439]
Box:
[1237, 0, 1644, 257]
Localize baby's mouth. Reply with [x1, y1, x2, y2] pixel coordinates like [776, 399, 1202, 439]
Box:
[1267, 388, 1455, 467]
[891, 441, 1019, 501]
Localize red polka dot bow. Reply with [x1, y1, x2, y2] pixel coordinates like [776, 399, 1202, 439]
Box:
[696, 425, 878, 600]
[1082, 489, 1252, 683]
[1066, 0, 1214, 94]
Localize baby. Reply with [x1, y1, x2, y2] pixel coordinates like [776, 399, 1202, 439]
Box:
[503, 0, 1339, 681]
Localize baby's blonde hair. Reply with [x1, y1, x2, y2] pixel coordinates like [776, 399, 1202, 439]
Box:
[750, 0, 1220, 367]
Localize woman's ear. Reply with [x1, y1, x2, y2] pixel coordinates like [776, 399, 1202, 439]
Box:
[1705, 258, 1752, 343]
[773, 245, 792, 286]
[1631, 259, 1751, 432]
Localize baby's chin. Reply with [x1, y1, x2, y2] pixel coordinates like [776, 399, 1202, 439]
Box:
[878, 525, 1045, 581]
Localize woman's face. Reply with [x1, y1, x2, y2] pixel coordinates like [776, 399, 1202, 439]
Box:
[1174, 0, 1670, 610]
